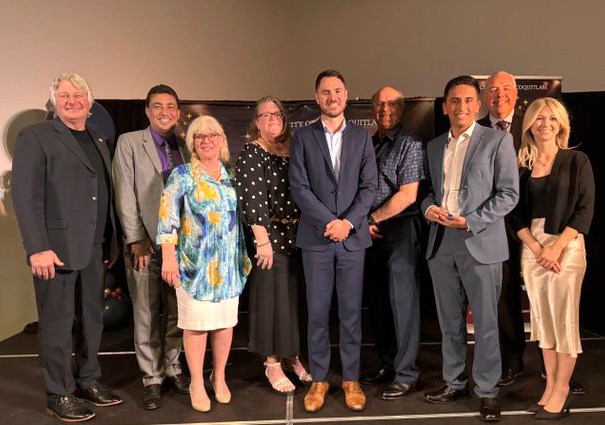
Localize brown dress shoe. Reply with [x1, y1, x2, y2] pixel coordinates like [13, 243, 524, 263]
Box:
[304, 382, 330, 413]
[342, 380, 366, 411]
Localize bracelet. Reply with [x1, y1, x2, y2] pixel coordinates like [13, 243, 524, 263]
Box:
[255, 240, 270, 247]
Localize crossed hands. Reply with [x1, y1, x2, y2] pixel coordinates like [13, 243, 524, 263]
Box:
[530, 242, 563, 273]
[324, 219, 351, 242]
[427, 206, 468, 230]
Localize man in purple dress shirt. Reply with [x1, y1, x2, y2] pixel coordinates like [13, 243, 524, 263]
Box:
[113, 85, 191, 410]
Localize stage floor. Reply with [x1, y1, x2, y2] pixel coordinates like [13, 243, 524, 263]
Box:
[1, 318, 605, 425]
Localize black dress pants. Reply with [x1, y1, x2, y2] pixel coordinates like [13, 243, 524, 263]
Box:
[33, 245, 105, 396]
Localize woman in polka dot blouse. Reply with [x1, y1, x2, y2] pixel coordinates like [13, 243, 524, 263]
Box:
[235, 96, 312, 395]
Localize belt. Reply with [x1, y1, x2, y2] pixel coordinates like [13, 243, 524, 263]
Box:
[270, 217, 299, 224]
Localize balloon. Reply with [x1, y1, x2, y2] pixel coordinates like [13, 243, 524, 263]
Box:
[103, 295, 132, 331]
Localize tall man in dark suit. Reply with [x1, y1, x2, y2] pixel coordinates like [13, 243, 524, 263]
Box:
[289, 69, 377, 413]
[361, 86, 426, 400]
[113, 85, 190, 410]
[478, 71, 526, 386]
[12, 73, 122, 422]
[421, 76, 519, 422]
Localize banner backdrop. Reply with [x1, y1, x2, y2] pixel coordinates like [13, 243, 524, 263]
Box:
[174, 98, 436, 160]
[475, 75, 562, 118]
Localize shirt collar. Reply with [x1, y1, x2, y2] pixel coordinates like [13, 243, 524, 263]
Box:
[150, 126, 175, 147]
[488, 110, 515, 129]
[321, 117, 347, 135]
[448, 121, 476, 142]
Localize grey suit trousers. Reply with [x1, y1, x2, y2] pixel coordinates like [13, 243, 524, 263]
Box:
[124, 251, 182, 386]
[428, 227, 502, 398]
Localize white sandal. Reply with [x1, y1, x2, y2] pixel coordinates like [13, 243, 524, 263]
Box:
[264, 361, 296, 395]
[283, 357, 313, 385]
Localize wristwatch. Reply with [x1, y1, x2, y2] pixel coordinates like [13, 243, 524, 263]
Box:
[367, 215, 377, 226]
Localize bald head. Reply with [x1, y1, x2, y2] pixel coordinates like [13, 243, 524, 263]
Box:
[372, 86, 404, 135]
[484, 71, 518, 119]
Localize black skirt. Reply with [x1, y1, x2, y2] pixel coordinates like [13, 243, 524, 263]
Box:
[247, 252, 305, 357]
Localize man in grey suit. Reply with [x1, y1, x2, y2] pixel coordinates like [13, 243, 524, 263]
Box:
[113, 85, 190, 410]
[421, 76, 519, 422]
[289, 69, 377, 413]
[12, 73, 122, 422]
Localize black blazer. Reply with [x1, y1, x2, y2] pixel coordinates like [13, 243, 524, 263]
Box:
[511, 149, 595, 235]
[11, 118, 118, 270]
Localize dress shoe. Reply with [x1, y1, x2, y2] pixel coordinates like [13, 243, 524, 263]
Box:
[167, 374, 190, 394]
[189, 384, 211, 412]
[498, 368, 524, 386]
[304, 381, 329, 413]
[380, 380, 413, 400]
[480, 397, 501, 422]
[423, 385, 469, 404]
[143, 384, 162, 410]
[569, 378, 585, 395]
[210, 371, 231, 404]
[342, 380, 366, 411]
[46, 394, 95, 422]
[534, 395, 572, 420]
[360, 366, 395, 385]
[75, 383, 123, 407]
[527, 403, 545, 413]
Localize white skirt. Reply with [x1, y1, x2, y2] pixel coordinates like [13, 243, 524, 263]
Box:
[175, 286, 239, 331]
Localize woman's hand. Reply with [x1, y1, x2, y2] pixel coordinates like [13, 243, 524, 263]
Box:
[255, 242, 273, 270]
[537, 243, 563, 273]
[161, 244, 181, 287]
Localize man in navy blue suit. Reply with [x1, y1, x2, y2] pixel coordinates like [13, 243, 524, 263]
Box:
[289, 69, 377, 413]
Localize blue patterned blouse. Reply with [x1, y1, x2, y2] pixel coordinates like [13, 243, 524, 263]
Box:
[157, 158, 251, 302]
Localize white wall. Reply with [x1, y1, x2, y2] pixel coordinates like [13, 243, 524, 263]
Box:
[1, 0, 604, 340]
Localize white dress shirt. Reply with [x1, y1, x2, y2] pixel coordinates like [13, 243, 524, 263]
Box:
[442, 121, 476, 216]
[322, 118, 347, 181]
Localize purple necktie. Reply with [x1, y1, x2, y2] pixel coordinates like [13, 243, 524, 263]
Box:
[496, 120, 510, 132]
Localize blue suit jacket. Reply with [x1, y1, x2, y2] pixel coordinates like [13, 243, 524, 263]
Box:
[421, 123, 519, 264]
[289, 119, 377, 251]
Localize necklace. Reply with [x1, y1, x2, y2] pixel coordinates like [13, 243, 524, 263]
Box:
[199, 161, 221, 173]
[536, 150, 557, 167]
[260, 137, 286, 158]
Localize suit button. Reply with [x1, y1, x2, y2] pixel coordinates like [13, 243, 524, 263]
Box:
[90, 219, 96, 225]
[92, 196, 97, 201]
[90, 173, 96, 178]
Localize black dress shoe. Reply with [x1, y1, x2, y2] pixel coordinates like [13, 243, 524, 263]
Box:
[47, 395, 95, 422]
[498, 368, 524, 386]
[423, 385, 469, 404]
[380, 381, 413, 400]
[75, 383, 123, 407]
[143, 384, 162, 410]
[167, 374, 190, 394]
[569, 378, 585, 395]
[360, 367, 395, 385]
[480, 397, 501, 422]
[534, 395, 572, 420]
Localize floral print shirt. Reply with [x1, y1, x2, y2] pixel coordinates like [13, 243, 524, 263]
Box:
[157, 158, 251, 302]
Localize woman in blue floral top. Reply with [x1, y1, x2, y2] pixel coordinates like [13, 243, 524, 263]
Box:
[158, 115, 251, 413]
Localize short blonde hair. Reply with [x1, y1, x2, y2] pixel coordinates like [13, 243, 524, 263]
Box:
[518, 97, 571, 169]
[49, 73, 94, 107]
[186, 115, 230, 163]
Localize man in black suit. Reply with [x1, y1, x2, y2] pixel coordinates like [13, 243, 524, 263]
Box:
[12, 73, 122, 422]
[478, 71, 526, 386]
[289, 69, 377, 413]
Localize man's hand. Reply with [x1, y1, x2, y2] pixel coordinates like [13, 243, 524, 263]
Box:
[369, 224, 382, 239]
[427, 207, 468, 230]
[30, 250, 64, 280]
[324, 219, 351, 242]
[129, 238, 154, 270]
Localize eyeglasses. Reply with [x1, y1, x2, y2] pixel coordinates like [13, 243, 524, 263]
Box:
[372, 100, 403, 109]
[193, 133, 223, 142]
[257, 111, 284, 120]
